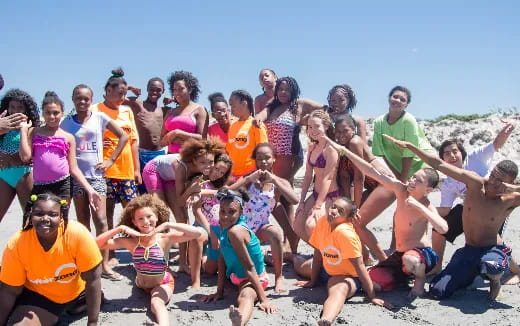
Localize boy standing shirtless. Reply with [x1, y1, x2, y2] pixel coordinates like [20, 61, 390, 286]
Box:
[327, 138, 448, 297]
[384, 134, 520, 300]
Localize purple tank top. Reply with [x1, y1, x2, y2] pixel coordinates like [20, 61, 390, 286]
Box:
[32, 135, 70, 184]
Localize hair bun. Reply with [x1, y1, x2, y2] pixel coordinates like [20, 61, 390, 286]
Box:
[111, 67, 125, 78]
[44, 91, 58, 97]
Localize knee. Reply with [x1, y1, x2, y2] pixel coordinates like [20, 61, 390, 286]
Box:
[268, 227, 283, 244]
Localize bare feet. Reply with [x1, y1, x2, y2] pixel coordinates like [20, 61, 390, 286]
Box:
[108, 257, 120, 268]
[502, 274, 520, 285]
[274, 276, 287, 293]
[489, 278, 502, 300]
[229, 305, 243, 326]
[318, 319, 332, 326]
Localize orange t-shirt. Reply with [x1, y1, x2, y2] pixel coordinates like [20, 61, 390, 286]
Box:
[0, 221, 102, 304]
[226, 117, 268, 177]
[91, 102, 138, 179]
[309, 216, 362, 277]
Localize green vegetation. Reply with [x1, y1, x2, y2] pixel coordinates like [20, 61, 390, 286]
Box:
[427, 113, 491, 123]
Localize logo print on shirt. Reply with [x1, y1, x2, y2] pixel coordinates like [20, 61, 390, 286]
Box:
[233, 131, 250, 149]
[322, 246, 342, 265]
[29, 263, 79, 284]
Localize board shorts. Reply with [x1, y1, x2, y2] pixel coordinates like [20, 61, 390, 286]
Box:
[429, 244, 512, 300]
[33, 176, 71, 198]
[106, 178, 137, 203]
[15, 287, 86, 317]
[230, 271, 269, 290]
[368, 247, 439, 291]
[72, 177, 107, 197]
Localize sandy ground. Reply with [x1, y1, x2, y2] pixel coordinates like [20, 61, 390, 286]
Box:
[1, 190, 520, 326]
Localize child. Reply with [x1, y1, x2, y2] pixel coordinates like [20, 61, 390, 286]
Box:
[202, 189, 276, 326]
[226, 90, 268, 180]
[96, 194, 205, 326]
[160, 71, 208, 154]
[335, 115, 396, 263]
[189, 153, 233, 287]
[328, 139, 448, 297]
[142, 138, 225, 275]
[125, 78, 168, 194]
[294, 110, 339, 245]
[229, 143, 298, 293]
[91, 68, 141, 256]
[327, 84, 367, 141]
[19, 91, 101, 207]
[0, 89, 40, 224]
[254, 69, 277, 114]
[293, 197, 391, 325]
[384, 134, 520, 300]
[60, 84, 129, 280]
[207, 92, 231, 144]
[0, 192, 102, 325]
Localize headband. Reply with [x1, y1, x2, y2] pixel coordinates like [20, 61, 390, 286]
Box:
[216, 189, 244, 208]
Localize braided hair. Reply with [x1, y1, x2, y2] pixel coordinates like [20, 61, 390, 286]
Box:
[267, 76, 300, 115]
[22, 193, 69, 231]
[327, 84, 357, 113]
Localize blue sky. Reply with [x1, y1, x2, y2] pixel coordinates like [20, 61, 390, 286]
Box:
[1, 0, 519, 119]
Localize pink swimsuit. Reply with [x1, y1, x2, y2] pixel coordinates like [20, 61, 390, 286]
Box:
[163, 108, 198, 153]
[32, 135, 70, 184]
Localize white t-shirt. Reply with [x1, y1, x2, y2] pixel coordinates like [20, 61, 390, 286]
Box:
[60, 112, 111, 179]
[439, 142, 495, 208]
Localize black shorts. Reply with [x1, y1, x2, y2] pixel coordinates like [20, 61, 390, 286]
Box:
[15, 287, 86, 317]
[32, 176, 71, 198]
[436, 204, 510, 243]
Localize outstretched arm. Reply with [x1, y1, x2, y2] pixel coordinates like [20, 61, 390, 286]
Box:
[406, 198, 449, 234]
[383, 134, 483, 188]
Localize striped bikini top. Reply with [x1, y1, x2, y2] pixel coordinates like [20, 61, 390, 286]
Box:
[132, 238, 168, 276]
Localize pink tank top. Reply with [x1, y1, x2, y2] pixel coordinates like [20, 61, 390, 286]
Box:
[32, 134, 70, 184]
[164, 107, 198, 153]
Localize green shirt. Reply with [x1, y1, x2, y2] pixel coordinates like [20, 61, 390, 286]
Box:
[372, 112, 433, 178]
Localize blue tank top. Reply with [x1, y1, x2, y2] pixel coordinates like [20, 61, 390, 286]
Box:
[220, 216, 265, 278]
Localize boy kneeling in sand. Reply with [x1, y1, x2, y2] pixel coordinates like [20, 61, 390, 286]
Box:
[327, 138, 448, 297]
[384, 134, 520, 300]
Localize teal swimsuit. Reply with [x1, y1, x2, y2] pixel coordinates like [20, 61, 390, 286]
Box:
[0, 130, 31, 188]
[220, 216, 265, 278]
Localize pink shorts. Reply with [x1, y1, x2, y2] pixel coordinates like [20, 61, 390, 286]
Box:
[142, 160, 176, 192]
[230, 271, 269, 290]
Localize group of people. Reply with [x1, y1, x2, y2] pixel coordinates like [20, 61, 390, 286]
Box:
[0, 69, 518, 326]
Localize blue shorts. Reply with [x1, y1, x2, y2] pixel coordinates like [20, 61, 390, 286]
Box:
[138, 149, 165, 194]
[429, 244, 512, 300]
[195, 224, 221, 261]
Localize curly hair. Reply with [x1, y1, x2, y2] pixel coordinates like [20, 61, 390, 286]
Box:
[389, 85, 411, 104]
[104, 67, 127, 91]
[230, 90, 254, 115]
[0, 89, 40, 129]
[180, 137, 225, 163]
[41, 91, 65, 112]
[167, 71, 201, 101]
[327, 84, 357, 113]
[118, 194, 171, 231]
[208, 92, 228, 111]
[267, 76, 301, 115]
[22, 192, 70, 231]
[72, 84, 94, 98]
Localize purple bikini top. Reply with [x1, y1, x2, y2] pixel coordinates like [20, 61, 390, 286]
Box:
[308, 151, 327, 169]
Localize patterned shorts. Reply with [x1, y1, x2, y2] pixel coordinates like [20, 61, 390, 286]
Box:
[106, 178, 137, 203]
[72, 178, 107, 197]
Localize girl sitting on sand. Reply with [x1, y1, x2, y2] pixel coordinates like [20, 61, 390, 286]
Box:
[292, 197, 392, 325]
[60, 84, 129, 281]
[228, 143, 299, 293]
[202, 189, 276, 326]
[188, 153, 233, 287]
[207, 92, 232, 144]
[334, 115, 396, 263]
[96, 194, 205, 326]
[141, 138, 225, 277]
[0, 192, 102, 325]
[0, 89, 40, 225]
[294, 110, 339, 246]
[19, 91, 101, 208]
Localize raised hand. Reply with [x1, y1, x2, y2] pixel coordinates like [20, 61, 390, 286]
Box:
[0, 111, 28, 131]
[127, 86, 141, 97]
